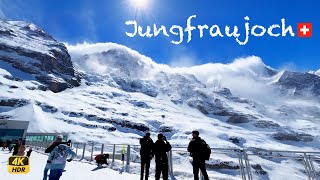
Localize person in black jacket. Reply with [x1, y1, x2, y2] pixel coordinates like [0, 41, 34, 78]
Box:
[188, 131, 209, 180]
[154, 133, 172, 180]
[12, 139, 21, 156]
[140, 132, 154, 180]
[6, 139, 12, 150]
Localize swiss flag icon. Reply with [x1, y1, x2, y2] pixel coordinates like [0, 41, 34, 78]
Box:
[298, 23, 312, 37]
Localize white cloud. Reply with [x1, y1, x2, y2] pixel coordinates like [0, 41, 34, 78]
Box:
[168, 46, 198, 68]
[65, 42, 170, 76]
[65, 42, 159, 66]
[66, 42, 282, 103]
[174, 56, 279, 103]
[277, 61, 299, 72]
[170, 55, 197, 68]
[84, 54, 108, 74]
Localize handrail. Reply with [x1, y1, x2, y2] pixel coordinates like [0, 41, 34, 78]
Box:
[54, 142, 320, 154]
[26, 140, 320, 180]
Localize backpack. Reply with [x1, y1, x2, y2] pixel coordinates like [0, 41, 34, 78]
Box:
[202, 140, 211, 160]
[52, 146, 68, 164]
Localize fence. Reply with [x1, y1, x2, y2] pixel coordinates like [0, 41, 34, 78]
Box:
[26, 141, 320, 180]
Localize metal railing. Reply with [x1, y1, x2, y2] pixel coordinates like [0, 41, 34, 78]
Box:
[26, 141, 320, 180]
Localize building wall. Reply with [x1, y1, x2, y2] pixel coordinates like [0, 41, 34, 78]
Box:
[26, 133, 68, 142]
[0, 120, 29, 140]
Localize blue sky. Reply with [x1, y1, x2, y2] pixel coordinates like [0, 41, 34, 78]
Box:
[0, 0, 319, 71]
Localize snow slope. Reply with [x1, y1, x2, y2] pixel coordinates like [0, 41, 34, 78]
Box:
[0, 151, 139, 180]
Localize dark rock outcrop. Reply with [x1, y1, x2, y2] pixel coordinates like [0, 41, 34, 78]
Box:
[273, 132, 313, 142]
[0, 115, 12, 119]
[35, 102, 58, 113]
[159, 126, 173, 133]
[252, 164, 268, 175]
[3, 75, 22, 81]
[275, 71, 320, 99]
[129, 100, 150, 108]
[254, 120, 280, 129]
[0, 98, 29, 107]
[206, 161, 240, 170]
[0, 20, 81, 93]
[227, 114, 255, 124]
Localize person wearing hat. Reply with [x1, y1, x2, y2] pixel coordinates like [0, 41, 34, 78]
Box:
[140, 132, 154, 180]
[43, 135, 71, 180]
[46, 142, 76, 180]
[153, 133, 172, 180]
[188, 130, 209, 180]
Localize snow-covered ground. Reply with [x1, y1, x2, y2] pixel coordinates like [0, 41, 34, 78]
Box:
[0, 150, 139, 180]
[1, 148, 317, 180]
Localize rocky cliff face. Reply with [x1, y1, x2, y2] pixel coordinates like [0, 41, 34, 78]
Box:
[275, 70, 320, 99]
[0, 20, 81, 92]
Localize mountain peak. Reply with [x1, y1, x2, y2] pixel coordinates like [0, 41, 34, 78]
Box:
[67, 42, 165, 78]
[0, 20, 81, 92]
[309, 69, 320, 76]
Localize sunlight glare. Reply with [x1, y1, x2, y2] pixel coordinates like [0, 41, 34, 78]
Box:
[128, 0, 149, 11]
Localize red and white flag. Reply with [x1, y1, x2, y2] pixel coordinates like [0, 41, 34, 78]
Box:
[297, 23, 312, 38]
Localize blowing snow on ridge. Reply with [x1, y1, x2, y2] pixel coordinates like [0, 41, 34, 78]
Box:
[0, 20, 320, 179]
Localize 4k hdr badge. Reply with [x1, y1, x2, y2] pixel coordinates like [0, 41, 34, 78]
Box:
[298, 23, 312, 37]
[8, 156, 30, 174]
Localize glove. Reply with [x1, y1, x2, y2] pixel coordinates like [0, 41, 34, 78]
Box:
[67, 159, 72, 162]
[47, 160, 52, 164]
[67, 140, 72, 146]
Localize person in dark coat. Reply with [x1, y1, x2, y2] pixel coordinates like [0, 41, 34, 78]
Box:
[140, 132, 154, 180]
[188, 130, 209, 180]
[154, 133, 172, 180]
[6, 139, 12, 150]
[12, 139, 21, 156]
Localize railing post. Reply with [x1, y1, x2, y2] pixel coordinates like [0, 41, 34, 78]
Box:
[81, 143, 86, 160]
[112, 144, 116, 163]
[308, 156, 317, 179]
[302, 155, 312, 180]
[90, 143, 94, 161]
[75, 143, 78, 156]
[237, 152, 246, 180]
[101, 144, 104, 154]
[303, 153, 315, 180]
[243, 151, 253, 180]
[126, 145, 130, 166]
[170, 150, 173, 173]
[126, 145, 131, 172]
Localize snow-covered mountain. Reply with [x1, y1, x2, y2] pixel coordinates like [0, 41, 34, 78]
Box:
[310, 69, 320, 77]
[0, 20, 81, 92]
[1, 20, 320, 178]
